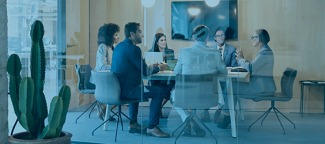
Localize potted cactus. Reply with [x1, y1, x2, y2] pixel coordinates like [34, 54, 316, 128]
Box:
[7, 20, 72, 144]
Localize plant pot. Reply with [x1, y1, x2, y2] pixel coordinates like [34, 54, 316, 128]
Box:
[8, 131, 72, 144]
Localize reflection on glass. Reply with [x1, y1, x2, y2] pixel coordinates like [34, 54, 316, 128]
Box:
[7, 0, 58, 134]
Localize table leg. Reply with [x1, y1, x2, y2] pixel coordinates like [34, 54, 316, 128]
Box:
[300, 84, 304, 118]
[103, 104, 111, 131]
[238, 98, 244, 120]
[324, 86, 325, 115]
[227, 77, 237, 138]
[217, 79, 224, 106]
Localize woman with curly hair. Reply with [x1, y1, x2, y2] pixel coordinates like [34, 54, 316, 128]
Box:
[92, 23, 120, 121]
[94, 23, 120, 71]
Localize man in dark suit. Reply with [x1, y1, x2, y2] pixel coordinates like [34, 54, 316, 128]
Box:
[211, 26, 238, 67]
[201, 26, 238, 123]
[111, 22, 169, 138]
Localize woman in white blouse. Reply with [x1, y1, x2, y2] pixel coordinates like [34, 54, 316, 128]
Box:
[92, 23, 120, 121]
[94, 23, 120, 71]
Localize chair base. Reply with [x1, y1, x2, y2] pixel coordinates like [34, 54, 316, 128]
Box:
[172, 110, 218, 144]
[92, 105, 130, 142]
[10, 119, 18, 135]
[248, 101, 296, 135]
[75, 101, 98, 124]
[75, 101, 121, 123]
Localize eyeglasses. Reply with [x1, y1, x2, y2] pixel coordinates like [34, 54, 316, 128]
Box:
[214, 34, 225, 38]
[251, 36, 258, 40]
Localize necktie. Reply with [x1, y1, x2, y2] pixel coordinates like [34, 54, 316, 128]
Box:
[219, 47, 223, 59]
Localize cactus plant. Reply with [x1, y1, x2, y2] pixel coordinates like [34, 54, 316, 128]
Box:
[7, 20, 71, 140]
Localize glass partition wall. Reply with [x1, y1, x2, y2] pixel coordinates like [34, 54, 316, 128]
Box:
[7, 0, 62, 134]
[140, 0, 240, 143]
[237, 0, 325, 143]
[7, 0, 325, 143]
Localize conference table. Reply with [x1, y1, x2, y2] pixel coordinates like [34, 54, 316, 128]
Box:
[102, 69, 249, 138]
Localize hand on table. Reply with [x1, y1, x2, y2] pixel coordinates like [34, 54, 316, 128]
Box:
[158, 63, 168, 71]
[152, 62, 159, 67]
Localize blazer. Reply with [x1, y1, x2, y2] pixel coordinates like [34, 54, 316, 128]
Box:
[148, 48, 175, 62]
[174, 42, 228, 76]
[90, 43, 113, 84]
[238, 44, 276, 93]
[211, 43, 238, 67]
[94, 43, 113, 71]
[111, 38, 160, 99]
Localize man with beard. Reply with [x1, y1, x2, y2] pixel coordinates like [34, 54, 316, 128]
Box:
[111, 22, 169, 138]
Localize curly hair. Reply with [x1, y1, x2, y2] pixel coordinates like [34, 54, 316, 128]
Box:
[153, 33, 168, 52]
[97, 23, 120, 50]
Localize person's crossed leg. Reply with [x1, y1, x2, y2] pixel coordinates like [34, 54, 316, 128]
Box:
[128, 86, 170, 138]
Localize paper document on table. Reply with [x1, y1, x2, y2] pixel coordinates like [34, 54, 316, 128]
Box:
[144, 52, 163, 65]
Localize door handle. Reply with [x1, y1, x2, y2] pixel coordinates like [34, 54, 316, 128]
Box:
[67, 44, 75, 48]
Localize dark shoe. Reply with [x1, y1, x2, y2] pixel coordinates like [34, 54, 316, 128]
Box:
[212, 110, 222, 124]
[128, 123, 147, 134]
[182, 122, 191, 136]
[147, 126, 170, 138]
[200, 110, 210, 122]
[217, 115, 231, 129]
[108, 116, 116, 121]
[192, 123, 206, 137]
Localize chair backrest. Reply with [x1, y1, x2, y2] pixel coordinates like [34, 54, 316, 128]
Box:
[280, 67, 297, 98]
[179, 48, 221, 75]
[75, 64, 95, 93]
[91, 71, 121, 105]
[173, 74, 219, 109]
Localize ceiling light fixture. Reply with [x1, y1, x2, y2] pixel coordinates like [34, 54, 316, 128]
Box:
[141, 0, 155, 8]
[188, 8, 200, 16]
[205, 0, 220, 7]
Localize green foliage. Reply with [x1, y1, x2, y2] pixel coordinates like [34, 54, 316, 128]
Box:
[38, 96, 63, 139]
[30, 20, 44, 43]
[18, 78, 37, 139]
[54, 86, 71, 137]
[30, 20, 48, 136]
[7, 20, 71, 140]
[7, 54, 22, 119]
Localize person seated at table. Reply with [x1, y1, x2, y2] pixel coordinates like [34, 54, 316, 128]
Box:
[212, 26, 238, 67]
[201, 26, 239, 122]
[111, 22, 170, 138]
[217, 29, 276, 129]
[171, 25, 228, 137]
[90, 23, 120, 121]
[148, 33, 175, 118]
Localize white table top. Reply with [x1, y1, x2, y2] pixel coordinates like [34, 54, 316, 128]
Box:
[143, 70, 249, 80]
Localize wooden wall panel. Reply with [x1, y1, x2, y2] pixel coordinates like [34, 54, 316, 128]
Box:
[86, 0, 325, 113]
[238, 0, 325, 113]
[66, 0, 90, 109]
